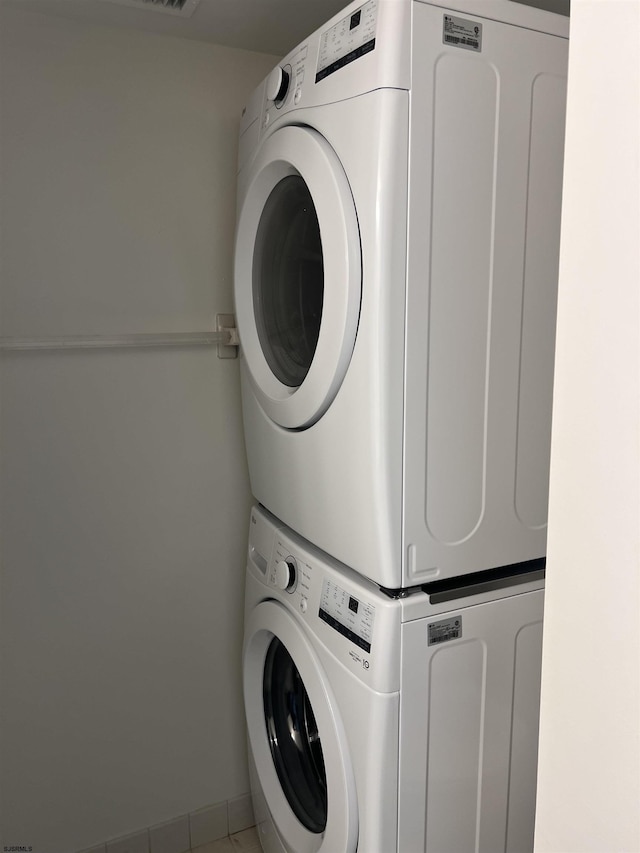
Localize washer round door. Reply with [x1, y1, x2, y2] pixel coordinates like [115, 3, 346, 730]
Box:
[243, 600, 358, 853]
[234, 125, 361, 430]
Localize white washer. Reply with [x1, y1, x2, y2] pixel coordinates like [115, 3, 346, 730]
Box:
[234, 0, 569, 590]
[243, 505, 545, 853]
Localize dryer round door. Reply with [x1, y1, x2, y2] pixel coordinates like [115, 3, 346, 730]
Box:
[243, 600, 358, 853]
[234, 125, 361, 430]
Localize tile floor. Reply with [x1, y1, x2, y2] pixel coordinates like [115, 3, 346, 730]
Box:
[191, 826, 261, 853]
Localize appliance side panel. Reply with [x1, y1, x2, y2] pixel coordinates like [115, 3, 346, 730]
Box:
[425, 639, 487, 852]
[505, 620, 544, 853]
[424, 53, 497, 546]
[417, 0, 569, 37]
[514, 73, 567, 529]
[403, 1, 568, 585]
[398, 589, 544, 853]
[398, 620, 490, 853]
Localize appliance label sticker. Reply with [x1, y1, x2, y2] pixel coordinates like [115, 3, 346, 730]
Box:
[316, 0, 378, 83]
[442, 15, 482, 52]
[319, 578, 375, 652]
[428, 615, 462, 646]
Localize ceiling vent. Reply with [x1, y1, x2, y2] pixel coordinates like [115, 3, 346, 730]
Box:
[102, 0, 202, 17]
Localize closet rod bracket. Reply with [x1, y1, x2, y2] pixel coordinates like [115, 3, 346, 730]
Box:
[216, 313, 240, 359]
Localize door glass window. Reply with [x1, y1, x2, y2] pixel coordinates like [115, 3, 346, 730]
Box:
[263, 637, 327, 834]
[253, 175, 324, 388]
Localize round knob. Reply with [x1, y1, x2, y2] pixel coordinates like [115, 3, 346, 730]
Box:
[273, 558, 296, 591]
[266, 66, 290, 103]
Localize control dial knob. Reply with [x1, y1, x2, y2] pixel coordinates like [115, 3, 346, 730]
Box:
[266, 65, 290, 104]
[273, 557, 297, 592]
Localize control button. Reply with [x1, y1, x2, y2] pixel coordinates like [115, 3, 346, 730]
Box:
[263, 111, 270, 128]
[299, 597, 308, 613]
[266, 65, 290, 104]
[294, 89, 302, 105]
[273, 556, 297, 592]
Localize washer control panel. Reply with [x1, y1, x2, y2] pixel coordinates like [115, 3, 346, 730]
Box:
[269, 535, 375, 652]
[248, 507, 404, 692]
[319, 579, 375, 653]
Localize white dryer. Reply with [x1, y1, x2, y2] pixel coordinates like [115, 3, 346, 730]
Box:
[243, 504, 546, 853]
[234, 0, 569, 590]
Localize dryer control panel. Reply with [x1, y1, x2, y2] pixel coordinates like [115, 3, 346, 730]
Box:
[316, 0, 378, 83]
[247, 0, 410, 143]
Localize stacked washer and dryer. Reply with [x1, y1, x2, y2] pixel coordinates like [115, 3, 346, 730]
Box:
[233, 1, 568, 851]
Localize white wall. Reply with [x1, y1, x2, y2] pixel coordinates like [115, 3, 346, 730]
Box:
[535, 1, 640, 850]
[0, 7, 275, 852]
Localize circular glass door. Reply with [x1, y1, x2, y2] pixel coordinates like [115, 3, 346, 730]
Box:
[243, 601, 358, 853]
[263, 637, 327, 833]
[235, 125, 361, 430]
[253, 175, 324, 389]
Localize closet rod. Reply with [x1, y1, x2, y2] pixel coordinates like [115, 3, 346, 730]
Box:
[0, 330, 238, 352]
